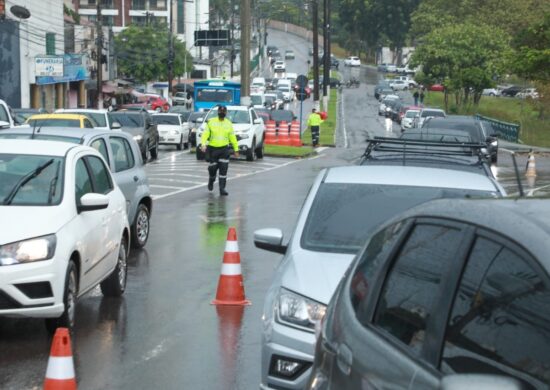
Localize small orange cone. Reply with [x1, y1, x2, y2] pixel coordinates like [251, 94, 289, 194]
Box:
[526, 151, 537, 178]
[211, 227, 251, 306]
[44, 328, 77, 390]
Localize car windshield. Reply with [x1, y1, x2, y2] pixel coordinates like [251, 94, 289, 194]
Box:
[0, 154, 64, 206]
[270, 110, 293, 122]
[188, 113, 205, 123]
[401, 132, 474, 143]
[251, 95, 263, 105]
[66, 112, 106, 127]
[152, 115, 180, 125]
[0, 133, 81, 143]
[422, 110, 445, 118]
[109, 113, 144, 127]
[14, 111, 38, 124]
[27, 119, 82, 127]
[205, 109, 250, 124]
[405, 111, 419, 118]
[278, 86, 290, 92]
[301, 183, 497, 254]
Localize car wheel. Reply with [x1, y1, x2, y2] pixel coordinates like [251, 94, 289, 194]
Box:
[150, 139, 159, 160]
[491, 153, 498, 164]
[177, 135, 184, 151]
[246, 139, 256, 161]
[45, 260, 78, 333]
[255, 138, 264, 159]
[131, 204, 150, 249]
[100, 238, 127, 297]
[490, 93, 495, 97]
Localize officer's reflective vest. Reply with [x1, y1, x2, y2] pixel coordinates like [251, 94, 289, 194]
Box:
[201, 117, 238, 151]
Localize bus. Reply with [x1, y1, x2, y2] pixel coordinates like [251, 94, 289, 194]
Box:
[193, 79, 241, 112]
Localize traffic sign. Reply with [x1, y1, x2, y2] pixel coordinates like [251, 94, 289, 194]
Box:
[296, 88, 308, 101]
[296, 75, 308, 88]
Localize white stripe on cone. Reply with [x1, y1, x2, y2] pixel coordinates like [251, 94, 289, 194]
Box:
[221, 263, 242, 276]
[45, 356, 76, 380]
[224, 241, 239, 253]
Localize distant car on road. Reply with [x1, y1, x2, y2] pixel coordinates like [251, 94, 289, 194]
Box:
[343, 56, 361, 67]
[152, 113, 190, 150]
[284, 50, 295, 59]
[55, 108, 120, 131]
[273, 60, 286, 71]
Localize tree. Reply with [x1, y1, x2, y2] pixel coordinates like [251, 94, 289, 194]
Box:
[411, 22, 510, 110]
[115, 25, 192, 83]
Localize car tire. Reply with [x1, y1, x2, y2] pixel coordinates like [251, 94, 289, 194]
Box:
[490, 93, 495, 97]
[131, 204, 150, 249]
[196, 147, 205, 160]
[177, 135, 184, 151]
[255, 138, 264, 159]
[150, 139, 159, 160]
[100, 238, 127, 297]
[491, 153, 498, 164]
[246, 139, 256, 161]
[45, 260, 78, 333]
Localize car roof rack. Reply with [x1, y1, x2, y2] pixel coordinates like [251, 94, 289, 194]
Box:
[361, 137, 494, 176]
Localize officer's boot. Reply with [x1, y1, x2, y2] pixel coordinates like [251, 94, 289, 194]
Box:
[208, 163, 217, 191]
[219, 178, 228, 196]
[208, 176, 216, 191]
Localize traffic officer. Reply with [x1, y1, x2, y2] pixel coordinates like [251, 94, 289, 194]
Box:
[307, 108, 324, 147]
[200, 105, 239, 196]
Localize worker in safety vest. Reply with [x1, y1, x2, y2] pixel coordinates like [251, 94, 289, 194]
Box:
[200, 105, 239, 196]
[307, 108, 324, 147]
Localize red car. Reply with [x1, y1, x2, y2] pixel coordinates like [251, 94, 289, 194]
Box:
[429, 84, 445, 92]
[145, 95, 170, 112]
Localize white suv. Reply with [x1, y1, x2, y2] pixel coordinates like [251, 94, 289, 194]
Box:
[196, 105, 266, 161]
[344, 56, 361, 67]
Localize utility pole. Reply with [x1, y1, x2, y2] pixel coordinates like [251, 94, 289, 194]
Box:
[96, 0, 103, 109]
[322, 0, 330, 109]
[240, 0, 251, 106]
[312, 0, 319, 108]
[167, 0, 174, 100]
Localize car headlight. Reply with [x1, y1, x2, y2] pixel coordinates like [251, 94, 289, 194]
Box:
[236, 133, 249, 140]
[277, 288, 326, 331]
[0, 234, 56, 266]
[133, 135, 143, 142]
[491, 140, 498, 146]
[170, 130, 179, 135]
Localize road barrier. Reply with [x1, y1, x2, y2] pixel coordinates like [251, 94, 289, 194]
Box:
[44, 328, 77, 390]
[475, 114, 520, 143]
[290, 121, 302, 146]
[211, 227, 251, 306]
[265, 120, 277, 145]
[277, 121, 291, 146]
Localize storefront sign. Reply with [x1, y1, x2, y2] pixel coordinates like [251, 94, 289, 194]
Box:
[35, 56, 64, 77]
[36, 54, 89, 85]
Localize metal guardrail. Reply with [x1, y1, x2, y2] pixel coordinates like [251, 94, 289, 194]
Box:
[475, 114, 520, 143]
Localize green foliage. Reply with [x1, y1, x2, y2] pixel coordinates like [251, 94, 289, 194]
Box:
[63, 4, 80, 24]
[510, 13, 550, 82]
[411, 22, 510, 109]
[115, 25, 192, 83]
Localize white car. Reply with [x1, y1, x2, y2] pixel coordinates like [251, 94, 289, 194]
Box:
[390, 80, 409, 91]
[482, 88, 501, 97]
[416, 108, 447, 128]
[251, 77, 266, 94]
[0, 140, 130, 332]
[273, 60, 286, 71]
[386, 64, 397, 73]
[517, 88, 539, 99]
[401, 109, 420, 131]
[196, 105, 266, 161]
[250, 93, 266, 109]
[152, 113, 189, 150]
[0, 99, 14, 128]
[343, 56, 361, 67]
[395, 75, 418, 88]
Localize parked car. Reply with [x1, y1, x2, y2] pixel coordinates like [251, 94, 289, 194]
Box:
[0, 99, 15, 128]
[0, 139, 130, 332]
[516, 88, 539, 99]
[378, 88, 396, 101]
[109, 111, 159, 162]
[395, 75, 418, 88]
[255, 161, 505, 390]
[172, 91, 192, 106]
[401, 108, 421, 131]
[0, 127, 153, 248]
[482, 88, 501, 97]
[55, 108, 119, 131]
[390, 80, 409, 91]
[415, 108, 447, 128]
[13, 108, 47, 126]
[385, 64, 397, 73]
[26, 113, 95, 128]
[145, 94, 170, 112]
[374, 82, 391, 100]
[308, 197, 550, 390]
[196, 105, 265, 161]
[421, 115, 499, 163]
[501, 85, 522, 97]
[429, 83, 445, 92]
[152, 113, 190, 150]
[285, 50, 295, 60]
[187, 111, 206, 147]
[378, 95, 400, 115]
[377, 63, 388, 72]
[343, 56, 361, 67]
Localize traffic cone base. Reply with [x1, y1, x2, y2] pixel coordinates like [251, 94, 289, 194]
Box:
[526, 153, 537, 178]
[44, 327, 77, 390]
[211, 227, 251, 306]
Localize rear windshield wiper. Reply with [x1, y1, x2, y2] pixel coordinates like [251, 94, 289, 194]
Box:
[3, 158, 54, 205]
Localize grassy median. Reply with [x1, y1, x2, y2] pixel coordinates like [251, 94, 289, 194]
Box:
[264, 145, 316, 158]
[424, 92, 550, 146]
[302, 89, 338, 146]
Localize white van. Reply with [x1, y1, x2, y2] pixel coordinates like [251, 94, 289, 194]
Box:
[277, 79, 294, 101]
[251, 77, 266, 94]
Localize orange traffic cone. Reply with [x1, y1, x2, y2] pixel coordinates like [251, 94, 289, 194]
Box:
[211, 227, 251, 306]
[44, 328, 77, 390]
[526, 151, 537, 178]
[290, 121, 302, 147]
[265, 120, 277, 145]
[277, 121, 291, 146]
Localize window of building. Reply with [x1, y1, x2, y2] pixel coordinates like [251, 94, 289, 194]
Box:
[46, 33, 56, 55]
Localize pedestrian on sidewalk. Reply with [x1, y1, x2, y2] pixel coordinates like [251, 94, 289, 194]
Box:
[413, 90, 419, 106]
[307, 108, 324, 147]
[200, 105, 239, 196]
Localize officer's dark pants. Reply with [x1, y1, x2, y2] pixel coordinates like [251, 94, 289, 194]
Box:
[311, 126, 320, 146]
[207, 146, 230, 192]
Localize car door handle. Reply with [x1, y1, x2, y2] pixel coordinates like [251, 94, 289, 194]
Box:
[133, 175, 139, 182]
[336, 343, 353, 376]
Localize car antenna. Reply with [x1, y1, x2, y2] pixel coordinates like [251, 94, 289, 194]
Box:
[31, 118, 42, 139]
[510, 150, 525, 197]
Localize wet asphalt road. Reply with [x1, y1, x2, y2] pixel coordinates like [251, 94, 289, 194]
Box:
[2, 29, 550, 390]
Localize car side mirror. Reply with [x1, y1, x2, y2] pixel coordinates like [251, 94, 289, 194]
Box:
[253, 118, 262, 124]
[78, 193, 109, 213]
[111, 121, 122, 130]
[440, 374, 522, 390]
[0, 120, 11, 129]
[254, 228, 287, 254]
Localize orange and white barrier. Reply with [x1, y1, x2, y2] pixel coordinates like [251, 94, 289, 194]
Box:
[44, 327, 77, 390]
[211, 227, 251, 306]
[265, 120, 277, 145]
[290, 121, 302, 147]
[277, 121, 291, 146]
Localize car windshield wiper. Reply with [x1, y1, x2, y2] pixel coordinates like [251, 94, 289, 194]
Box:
[3, 158, 54, 205]
[47, 160, 61, 204]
